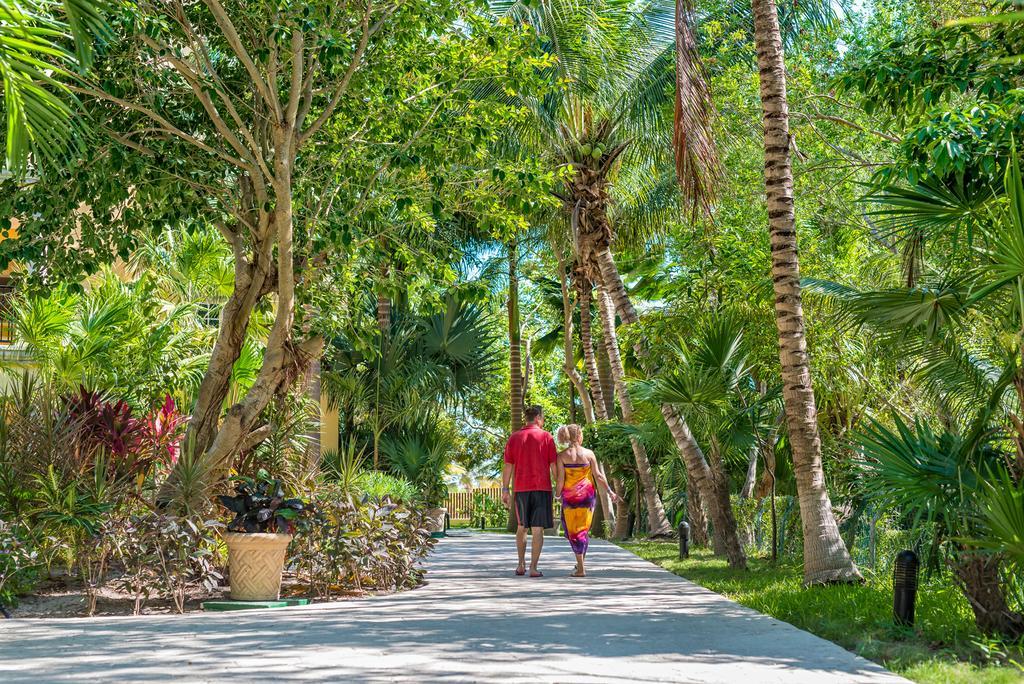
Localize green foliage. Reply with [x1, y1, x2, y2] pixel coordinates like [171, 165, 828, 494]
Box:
[469, 491, 508, 528]
[0, 519, 47, 610]
[358, 471, 418, 505]
[291, 484, 434, 597]
[3, 269, 211, 409]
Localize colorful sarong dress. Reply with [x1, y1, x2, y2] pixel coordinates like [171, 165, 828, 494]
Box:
[561, 462, 596, 555]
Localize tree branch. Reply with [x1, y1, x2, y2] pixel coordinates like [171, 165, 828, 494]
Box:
[202, 0, 282, 121]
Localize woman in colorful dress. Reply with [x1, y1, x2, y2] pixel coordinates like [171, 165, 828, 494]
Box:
[555, 424, 619, 577]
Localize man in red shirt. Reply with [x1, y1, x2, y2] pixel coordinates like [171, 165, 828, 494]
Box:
[501, 405, 557, 577]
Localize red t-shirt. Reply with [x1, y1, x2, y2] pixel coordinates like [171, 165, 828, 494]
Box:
[504, 425, 557, 492]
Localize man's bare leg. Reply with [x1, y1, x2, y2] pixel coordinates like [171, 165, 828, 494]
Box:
[529, 526, 544, 575]
[516, 525, 527, 574]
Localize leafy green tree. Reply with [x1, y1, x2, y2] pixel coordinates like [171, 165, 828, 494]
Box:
[1, 0, 545, 489]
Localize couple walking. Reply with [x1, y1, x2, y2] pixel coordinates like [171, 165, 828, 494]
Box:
[500, 405, 619, 577]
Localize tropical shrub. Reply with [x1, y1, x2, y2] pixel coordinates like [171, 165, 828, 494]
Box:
[358, 471, 417, 504]
[0, 520, 47, 613]
[111, 513, 222, 614]
[291, 483, 433, 598]
[469, 491, 508, 528]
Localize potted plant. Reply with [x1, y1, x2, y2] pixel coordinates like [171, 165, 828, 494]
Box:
[422, 478, 449, 538]
[217, 474, 307, 601]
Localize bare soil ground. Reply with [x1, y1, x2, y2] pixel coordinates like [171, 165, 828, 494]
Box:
[7, 573, 374, 619]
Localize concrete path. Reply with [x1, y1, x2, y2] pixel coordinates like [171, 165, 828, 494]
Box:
[0, 533, 908, 683]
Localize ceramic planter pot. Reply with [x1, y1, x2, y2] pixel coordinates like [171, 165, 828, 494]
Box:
[425, 507, 447, 538]
[223, 532, 293, 601]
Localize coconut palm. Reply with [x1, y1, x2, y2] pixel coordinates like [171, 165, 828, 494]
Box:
[492, 0, 719, 536]
[748, 0, 861, 583]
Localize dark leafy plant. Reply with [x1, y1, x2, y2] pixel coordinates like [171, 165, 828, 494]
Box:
[218, 473, 307, 534]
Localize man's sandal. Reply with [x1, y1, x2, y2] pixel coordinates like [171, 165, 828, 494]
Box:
[529, 570, 543, 578]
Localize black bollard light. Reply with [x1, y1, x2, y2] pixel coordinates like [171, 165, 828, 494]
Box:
[444, 512, 450, 533]
[893, 549, 920, 627]
[678, 521, 690, 559]
[479, 515, 485, 531]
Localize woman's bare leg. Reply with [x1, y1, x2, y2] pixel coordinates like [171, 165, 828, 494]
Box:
[573, 553, 586, 576]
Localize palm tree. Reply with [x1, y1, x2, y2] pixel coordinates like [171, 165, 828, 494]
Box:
[1, 0, 109, 172]
[323, 292, 501, 470]
[508, 238, 525, 432]
[494, 0, 719, 536]
[749, 0, 861, 584]
[810, 150, 1024, 598]
[640, 315, 762, 569]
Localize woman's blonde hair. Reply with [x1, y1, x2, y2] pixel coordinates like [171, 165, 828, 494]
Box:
[556, 423, 583, 446]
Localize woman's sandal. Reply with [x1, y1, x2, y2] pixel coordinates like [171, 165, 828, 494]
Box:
[570, 570, 586, 577]
[515, 567, 526, 576]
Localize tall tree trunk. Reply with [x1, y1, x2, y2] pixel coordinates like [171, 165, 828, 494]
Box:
[560, 260, 596, 424]
[952, 553, 1024, 639]
[686, 470, 709, 548]
[751, 0, 860, 584]
[507, 239, 523, 533]
[377, 293, 391, 333]
[508, 239, 524, 433]
[596, 338, 616, 419]
[611, 477, 632, 539]
[594, 248, 638, 325]
[304, 357, 322, 471]
[596, 289, 672, 536]
[578, 284, 608, 421]
[662, 405, 746, 568]
[740, 445, 758, 499]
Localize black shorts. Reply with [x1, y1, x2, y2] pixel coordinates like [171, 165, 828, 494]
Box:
[515, 490, 554, 529]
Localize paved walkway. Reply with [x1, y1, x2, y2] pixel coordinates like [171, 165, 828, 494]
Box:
[1, 534, 908, 683]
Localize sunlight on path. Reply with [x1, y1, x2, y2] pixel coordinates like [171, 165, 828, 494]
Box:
[0, 534, 908, 683]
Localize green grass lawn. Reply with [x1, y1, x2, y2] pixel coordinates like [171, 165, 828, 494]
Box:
[621, 541, 1024, 684]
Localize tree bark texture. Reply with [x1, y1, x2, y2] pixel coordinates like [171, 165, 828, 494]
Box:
[661, 404, 746, 568]
[596, 289, 672, 536]
[952, 554, 1024, 639]
[751, 0, 860, 584]
[578, 283, 609, 421]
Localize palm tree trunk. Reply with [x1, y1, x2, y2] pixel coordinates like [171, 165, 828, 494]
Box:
[508, 240, 524, 433]
[560, 261, 596, 424]
[952, 552, 1024, 639]
[596, 329, 616, 418]
[686, 470, 709, 547]
[611, 477, 632, 539]
[661, 405, 746, 568]
[751, 0, 860, 584]
[596, 289, 672, 536]
[578, 284, 609, 421]
[595, 248, 638, 325]
[507, 240, 524, 533]
[377, 293, 390, 333]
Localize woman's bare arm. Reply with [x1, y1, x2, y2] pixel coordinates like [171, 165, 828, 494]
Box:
[555, 452, 566, 494]
[589, 452, 618, 502]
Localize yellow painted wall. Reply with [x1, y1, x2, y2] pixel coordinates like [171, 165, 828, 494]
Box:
[320, 393, 339, 455]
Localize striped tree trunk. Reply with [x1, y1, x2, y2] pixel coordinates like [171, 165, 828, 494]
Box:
[507, 239, 524, 533]
[560, 262, 596, 424]
[686, 470, 709, 548]
[578, 284, 608, 421]
[596, 289, 672, 536]
[661, 405, 746, 568]
[752, 0, 860, 584]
